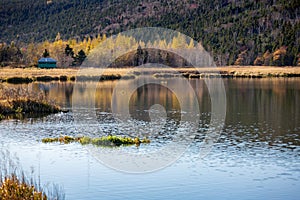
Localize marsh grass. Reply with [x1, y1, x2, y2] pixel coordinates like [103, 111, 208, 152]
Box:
[0, 174, 47, 200]
[0, 149, 65, 200]
[1, 67, 300, 84]
[42, 135, 150, 147]
[0, 86, 61, 117]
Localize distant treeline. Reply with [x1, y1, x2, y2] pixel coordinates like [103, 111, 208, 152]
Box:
[0, 0, 299, 66]
[0, 32, 298, 68]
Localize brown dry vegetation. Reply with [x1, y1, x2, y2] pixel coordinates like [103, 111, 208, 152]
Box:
[1, 66, 300, 78]
[0, 175, 47, 200]
[0, 67, 134, 83]
[0, 86, 61, 117]
[0, 149, 65, 200]
[0, 67, 300, 84]
[0, 67, 133, 79]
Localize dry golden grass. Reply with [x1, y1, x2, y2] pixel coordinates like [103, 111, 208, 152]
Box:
[0, 66, 300, 81]
[0, 68, 77, 79]
[215, 66, 300, 75]
[0, 86, 61, 116]
[0, 67, 131, 79]
[162, 66, 300, 74]
[0, 149, 65, 200]
[0, 175, 47, 200]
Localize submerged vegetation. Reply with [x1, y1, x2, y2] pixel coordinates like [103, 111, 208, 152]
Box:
[42, 135, 150, 147]
[0, 86, 61, 118]
[0, 149, 65, 200]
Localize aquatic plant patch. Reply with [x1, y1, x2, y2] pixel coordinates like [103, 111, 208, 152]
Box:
[42, 135, 150, 147]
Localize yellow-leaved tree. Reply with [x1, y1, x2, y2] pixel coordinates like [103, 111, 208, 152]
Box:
[273, 46, 287, 66]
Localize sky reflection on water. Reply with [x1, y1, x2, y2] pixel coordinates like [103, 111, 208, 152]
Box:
[0, 78, 299, 199]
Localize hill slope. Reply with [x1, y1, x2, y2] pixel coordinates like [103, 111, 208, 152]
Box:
[0, 0, 299, 65]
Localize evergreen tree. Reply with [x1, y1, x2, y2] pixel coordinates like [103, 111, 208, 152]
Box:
[63, 44, 75, 67]
[65, 44, 74, 57]
[43, 49, 50, 58]
[143, 49, 149, 64]
[134, 45, 143, 66]
[75, 49, 86, 66]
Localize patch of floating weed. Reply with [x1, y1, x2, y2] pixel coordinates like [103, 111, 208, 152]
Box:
[79, 136, 91, 145]
[41, 137, 59, 143]
[42, 136, 80, 144]
[42, 135, 150, 147]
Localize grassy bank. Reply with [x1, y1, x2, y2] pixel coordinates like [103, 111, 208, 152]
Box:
[0, 86, 61, 119]
[153, 66, 300, 78]
[42, 135, 150, 147]
[1, 67, 300, 84]
[0, 67, 134, 83]
[179, 66, 300, 78]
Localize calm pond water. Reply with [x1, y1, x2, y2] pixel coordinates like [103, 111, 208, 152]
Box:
[0, 78, 300, 199]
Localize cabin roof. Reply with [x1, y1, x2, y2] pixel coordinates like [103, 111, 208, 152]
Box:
[38, 57, 57, 63]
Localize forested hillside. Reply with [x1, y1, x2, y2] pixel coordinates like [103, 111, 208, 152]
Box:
[0, 0, 299, 66]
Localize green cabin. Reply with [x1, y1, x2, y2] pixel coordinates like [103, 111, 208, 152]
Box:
[38, 57, 57, 68]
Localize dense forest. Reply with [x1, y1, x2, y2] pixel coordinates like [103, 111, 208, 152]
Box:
[0, 0, 299, 66]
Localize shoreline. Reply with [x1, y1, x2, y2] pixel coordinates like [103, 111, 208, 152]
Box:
[0, 66, 300, 83]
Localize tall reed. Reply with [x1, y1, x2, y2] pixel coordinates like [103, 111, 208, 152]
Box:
[0, 148, 65, 200]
